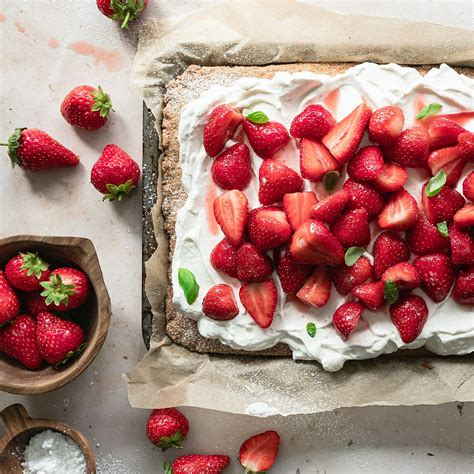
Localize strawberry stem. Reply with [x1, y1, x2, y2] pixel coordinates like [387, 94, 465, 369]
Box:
[40, 274, 76, 307]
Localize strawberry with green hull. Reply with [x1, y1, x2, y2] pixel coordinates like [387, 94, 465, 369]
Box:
[239, 431, 280, 474]
[164, 454, 230, 474]
[97, 0, 148, 29]
[146, 408, 189, 451]
[0, 271, 20, 326]
[91, 144, 141, 201]
[5, 252, 50, 292]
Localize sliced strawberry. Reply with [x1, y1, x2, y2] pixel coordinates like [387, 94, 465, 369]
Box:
[382, 262, 421, 290]
[342, 179, 384, 220]
[299, 139, 340, 182]
[458, 131, 474, 162]
[422, 183, 465, 224]
[203, 104, 243, 157]
[258, 160, 303, 206]
[347, 146, 384, 181]
[368, 105, 404, 145]
[210, 238, 239, 278]
[239, 431, 280, 473]
[331, 255, 373, 296]
[296, 266, 331, 307]
[413, 253, 454, 302]
[290, 219, 344, 265]
[332, 302, 364, 340]
[372, 163, 408, 193]
[449, 224, 474, 266]
[213, 190, 249, 245]
[247, 206, 292, 251]
[167, 454, 230, 474]
[377, 189, 418, 231]
[202, 284, 239, 321]
[453, 204, 474, 229]
[283, 191, 318, 232]
[236, 243, 273, 283]
[322, 103, 372, 163]
[243, 119, 290, 159]
[373, 231, 410, 280]
[406, 212, 449, 256]
[290, 104, 335, 140]
[390, 295, 428, 343]
[453, 267, 474, 305]
[211, 143, 252, 190]
[352, 282, 384, 311]
[463, 171, 474, 201]
[310, 189, 348, 224]
[239, 280, 277, 329]
[428, 118, 466, 151]
[385, 126, 430, 168]
[274, 246, 313, 293]
[427, 146, 466, 187]
[331, 208, 371, 247]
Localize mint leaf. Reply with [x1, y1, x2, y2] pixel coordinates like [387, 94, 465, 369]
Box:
[344, 247, 365, 267]
[178, 268, 199, 305]
[323, 171, 340, 193]
[244, 111, 269, 124]
[416, 103, 442, 120]
[384, 279, 399, 304]
[306, 322, 317, 338]
[437, 221, 449, 238]
[426, 169, 447, 197]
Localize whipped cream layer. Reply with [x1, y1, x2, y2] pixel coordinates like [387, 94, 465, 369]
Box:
[173, 63, 474, 371]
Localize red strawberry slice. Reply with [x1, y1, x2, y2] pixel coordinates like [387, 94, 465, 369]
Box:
[322, 103, 372, 163]
[332, 302, 364, 340]
[247, 206, 292, 251]
[385, 126, 430, 168]
[458, 131, 474, 162]
[449, 224, 474, 266]
[211, 143, 252, 190]
[453, 204, 474, 228]
[258, 160, 303, 205]
[290, 219, 344, 265]
[463, 171, 474, 201]
[213, 189, 249, 245]
[331, 208, 371, 247]
[239, 280, 277, 329]
[202, 284, 239, 321]
[239, 431, 280, 473]
[310, 189, 348, 224]
[352, 282, 384, 311]
[373, 163, 408, 193]
[453, 267, 474, 305]
[377, 189, 418, 231]
[413, 253, 454, 302]
[390, 295, 429, 343]
[428, 118, 466, 151]
[373, 232, 410, 280]
[210, 238, 239, 278]
[382, 262, 421, 290]
[342, 179, 384, 220]
[243, 119, 290, 159]
[166, 454, 230, 474]
[407, 212, 449, 256]
[274, 246, 313, 293]
[422, 183, 465, 224]
[299, 139, 340, 182]
[347, 146, 384, 181]
[236, 243, 273, 283]
[331, 255, 373, 296]
[368, 105, 405, 145]
[203, 104, 243, 157]
[290, 104, 335, 140]
[283, 191, 318, 231]
[296, 266, 331, 307]
[427, 146, 466, 187]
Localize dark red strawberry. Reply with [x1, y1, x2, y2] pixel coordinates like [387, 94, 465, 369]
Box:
[331, 255, 372, 296]
[211, 143, 251, 190]
[382, 262, 420, 290]
[458, 131, 474, 162]
[239, 280, 277, 329]
[342, 179, 384, 220]
[385, 126, 429, 168]
[463, 171, 474, 201]
[0, 271, 21, 325]
[5, 252, 50, 292]
[243, 119, 290, 159]
[347, 146, 384, 181]
[247, 206, 292, 251]
[422, 183, 465, 224]
[164, 454, 230, 474]
[96, 0, 148, 29]
[449, 224, 474, 266]
[213, 190, 249, 245]
[352, 282, 384, 311]
[283, 191, 318, 231]
[210, 238, 239, 278]
[332, 302, 364, 340]
[236, 243, 273, 283]
[239, 431, 280, 474]
[407, 212, 449, 256]
[373, 232, 410, 280]
[427, 146, 466, 187]
[428, 118, 466, 150]
[413, 253, 454, 302]
[377, 189, 418, 231]
[373, 163, 408, 193]
[322, 103, 372, 163]
[274, 246, 313, 293]
[368, 105, 404, 145]
[453, 267, 474, 305]
[299, 139, 340, 182]
[331, 208, 371, 247]
[23, 291, 50, 317]
[453, 204, 474, 229]
[296, 266, 331, 308]
[390, 295, 428, 343]
[202, 284, 239, 321]
[310, 189, 348, 224]
[146, 408, 189, 451]
[290, 104, 335, 140]
[258, 160, 303, 205]
[203, 105, 242, 157]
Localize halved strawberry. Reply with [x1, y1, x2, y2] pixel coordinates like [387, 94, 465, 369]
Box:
[413, 253, 454, 302]
[258, 160, 303, 205]
[239, 431, 280, 473]
[247, 206, 292, 251]
[449, 224, 474, 266]
[347, 146, 384, 181]
[283, 191, 318, 232]
[236, 243, 273, 283]
[211, 143, 252, 190]
[299, 139, 340, 182]
[427, 146, 466, 187]
[342, 179, 384, 220]
[458, 131, 474, 162]
[243, 119, 290, 159]
[331, 208, 371, 247]
[428, 118, 466, 151]
[406, 212, 449, 256]
[453, 267, 474, 305]
[202, 284, 239, 320]
[239, 280, 277, 329]
[274, 246, 313, 293]
[331, 255, 373, 296]
[310, 189, 348, 224]
[422, 183, 465, 224]
[210, 238, 239, 278]
[372, 163, 408, 193]
[322, 103, 372, 163]
[382, 262, 421, 290]
[463, 171, 474, 201]
[453, 204, 474, 229]
[296, 266, 331, 307]
[385, 126, 430, 168]
[352, 281, 384, 311]
[290, 219, 344, 265]
[203, 104, 243, 157]
[332, 302, 364, 340]
[377, 189, 418, 231]
[290, 104, 335, 140]
[368, 105, 404, 145]
[213, 189, 249, 245]
[390, 295, 428, 343]
[373, 231, 410, 280]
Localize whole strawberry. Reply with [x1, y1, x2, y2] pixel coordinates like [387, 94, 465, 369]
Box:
[164, 454, 230, 474]
[5, 252, 50, 292]
[97, 0, 148, 29]
[61, 85, 112, 131]
[36, 312, 86, 366]
[23, 291, 51, 317]
[146, 408, 189, 451]
[91, 144, 141, 201]
[40, 267, 90, 311]
[2, 128, 79, 171]
[0, 271, 20, 325]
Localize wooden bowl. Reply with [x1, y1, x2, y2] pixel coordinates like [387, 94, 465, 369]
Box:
[0, 404, 96, 473]
[0, 235, 111, 394]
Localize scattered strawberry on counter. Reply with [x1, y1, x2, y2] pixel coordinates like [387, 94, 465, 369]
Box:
[97, 0, 148, 29]
[146, 408, 190, 451]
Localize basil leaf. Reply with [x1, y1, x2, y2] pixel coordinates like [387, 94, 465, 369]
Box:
[416, 103, 442, 120]
[437, 221, 449, 238]
[306, 322, 317, 338]
[426, 169, 447, 197]
[178, 268, 199, 305]
[323, 170, 340, 192]
[245, 111, 269, 124]
[344, 247, 365, 267]
[384, 279, 399, 304]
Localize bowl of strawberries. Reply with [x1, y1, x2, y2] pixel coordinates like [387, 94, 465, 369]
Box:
[0, 235, 111, 394]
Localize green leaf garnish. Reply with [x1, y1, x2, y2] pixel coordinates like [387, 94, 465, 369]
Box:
[344, 247, 365, 267]
[178, 268, 199, 305]
[323, 170, 340, 193]
[306, 322, 316, 338]
[244, 110, 269, 124]
[437, 221, 449, 238]
[426, 169, 447, 197]
[416, 103, 442, 120]
[384, 279, 399, 305]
